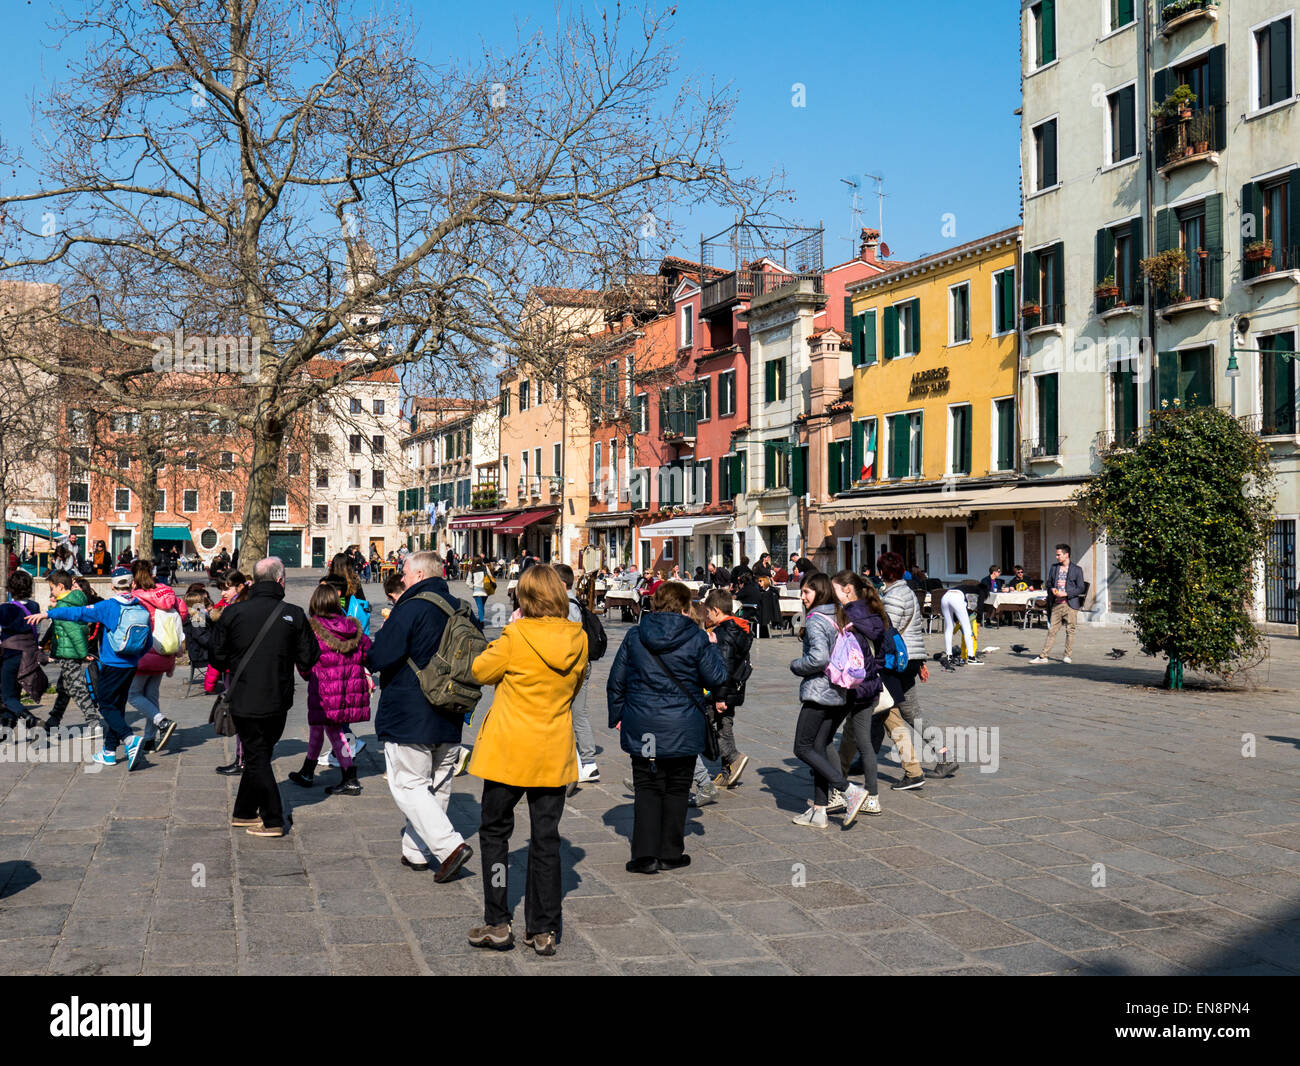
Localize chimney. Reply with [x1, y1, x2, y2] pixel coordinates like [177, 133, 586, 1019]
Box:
[859, 228, 881, 265]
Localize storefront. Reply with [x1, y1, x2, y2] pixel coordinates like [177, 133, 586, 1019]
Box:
[448, 511, 511, 561]
[638, 514, 734, 576]
[492, 507, 559, 563]
[585, 511, 635, 570]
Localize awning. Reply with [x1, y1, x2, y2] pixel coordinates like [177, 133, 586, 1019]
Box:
[449, 511, 510, 530]
[493, 508, 558, 535]
[821, 481, 1081, 521]
[152, 525, 193, 539]
[639, 515, 733, 537]
[988, 482, 1082, 509]
[585, 511, 635, 528]
[4, 521, 56, 540]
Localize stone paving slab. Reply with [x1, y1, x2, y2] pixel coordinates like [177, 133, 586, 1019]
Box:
[2, 579, 1299, 974]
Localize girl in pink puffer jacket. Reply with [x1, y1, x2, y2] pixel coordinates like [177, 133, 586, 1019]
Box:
[288, 584, 373, 796]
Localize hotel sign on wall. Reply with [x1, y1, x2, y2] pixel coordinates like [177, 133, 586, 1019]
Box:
[908, 366, 949, 399]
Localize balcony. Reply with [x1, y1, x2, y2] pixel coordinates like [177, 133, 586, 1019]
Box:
[1022, 303, 1065, 336]
[1095, 283, 1144, 318]
[1244, 244, 1300, 287]
[67, 501, 91, 520]
[1155, 107, 1221, 176]
[470, 486, 501, 511]
[1158, 0, 1218, 36]
[1094, 427, 1143, 453]
[1157, 253, 1222, 316]
[1241, 412, 1300, 439]
[270, 505, 289, 523]
[1023, 436, 1063, 463]
[517, 475, 544, 499]
[699, 269, 825, 317]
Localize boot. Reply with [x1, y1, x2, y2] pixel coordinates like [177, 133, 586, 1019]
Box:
[325, 764, 361, 796]
[288, 755, 316, 788]
[214, 759, 243, 776]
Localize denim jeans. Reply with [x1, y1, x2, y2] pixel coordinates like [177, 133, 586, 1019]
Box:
[90, 664, 137, 751]
[473, 594, 486, 623]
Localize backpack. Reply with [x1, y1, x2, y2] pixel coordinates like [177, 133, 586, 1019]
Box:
[404, 591, 489, 715]
[151, 608, 184, 656]
[346, 595, 372, 638]
[825, 626, 867, 690]
[571, 598, 607, 662]
[106, 598, 152, 658]
[883, 624, 909, 672]
[482, 571, 497, 596]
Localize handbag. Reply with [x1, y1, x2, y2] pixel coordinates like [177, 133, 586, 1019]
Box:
[482, 571, 496, 596]
[209, 606, 283, 737]
[645, 647, 720, 760]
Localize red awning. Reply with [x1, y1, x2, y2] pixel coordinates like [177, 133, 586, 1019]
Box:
[449, 511, 510, 530]
[493, 508, 558, 535]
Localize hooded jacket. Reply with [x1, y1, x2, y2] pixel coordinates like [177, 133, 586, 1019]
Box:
[132, 584, 189, 676]
[47, 588, 91, 660]
[842, 599, 887, 705]
[790, 604, 846, 706]
[881, 580, 926, 661]
[302, 613, 373, 727]
[607, 611, 728, 759]
[468, 617, 588, 787]
[209, 581, 320, 716]
[710, 616, 753, 713]
[46, 593, 145, 669]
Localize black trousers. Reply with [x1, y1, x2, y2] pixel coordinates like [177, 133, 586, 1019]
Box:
[793, 701, 851, 806]
[479, 780, 566, 934]
[232, 710, 288, 828]
[630, 754, 694, 862]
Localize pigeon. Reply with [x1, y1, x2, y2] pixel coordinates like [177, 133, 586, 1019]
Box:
[1107, 648, 1126, 659]
[1011, 644, 1029, 655]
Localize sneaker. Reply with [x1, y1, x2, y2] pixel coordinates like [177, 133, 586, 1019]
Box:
[792, 806, 828, 829]
[824, 788, 847, 813]
[123, 735, 143, 771]
[932, 759, 959, 778]
[468, 923, 514, 950]
[325, 778, 362, 797]
[523, 931, 557, 957]
[863, 794, 882, 816]
[455, 746, 472, 776]
[725, 753, 749, 788]
[155, 717, 177, 751]
[891, 774, 925, 791]
[841, 783, 869, 827]
[712, 772, 729, 790]
[1062, 656, 1073, 664]
[623, 777, 636, 793]
[246, 824, 287, 838]
[577, 762, 600, 783]
[1029, 656, 1049, 664]
[350, 738, 366, 757]
[91, 749, 117, 767]
[140, 739, 157, 754]
[966, 657, 984, 665]
[688, 789, 717, 808]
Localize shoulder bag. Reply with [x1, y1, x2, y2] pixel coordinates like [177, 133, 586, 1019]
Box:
[644, 646, 720, 760]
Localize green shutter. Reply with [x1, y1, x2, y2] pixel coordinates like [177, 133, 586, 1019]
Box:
[1272, 19, 1294, 104]
[851, 419, 865, 481]
[764, 361, 774, 403]
[792, 446, 807, 496]
[1041, 0, 1056, 63]
[850, 311, 863, 366]
[1114, 367, 1138, 445]
[1118, 85, 1137, 161]
[1289, 171, 1300, 254]
[764, 443, 776, 489]
[1155, 208, 1175, 253]
[1039, 375, 1059, 450]
[883, 305, 899, 360]
[1128, 218, 1143, 285]
[1184, 350, 1213, 408]
[1022, 251, 1039, 305]
[826, 443, 839, 495]
[1051, 243, 1065, 318]
[1207, 44, 1227, 150]
[961, 406, 973, 474]
[889, 414, 910, 478]
[862, 309, 877, 365]
[1096, 227, 1116, 285]
[1157, 351, 1178, 408]
[1243, 180, 1264, 252]
[1043, 120, 1058, 188]
[997, 399, 1015, 470]
[1204, 193, 1223, 298]
[1117, 0, 1133, 27]
[1152, 67, 1171, 115]
[910, 300, 921, 354]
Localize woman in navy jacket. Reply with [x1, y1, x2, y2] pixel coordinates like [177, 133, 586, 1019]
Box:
[607, 581, 727, 874]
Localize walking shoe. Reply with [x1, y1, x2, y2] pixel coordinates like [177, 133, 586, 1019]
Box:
[434, 842, 473, 883]
[864, 794, 882, 816]
[468, 923, 514, 950]
[824, 789, 847, 813]
[230, 816, 262, 827]
[401, 855, 430, 872]
[891, 774, 925, 791]
[965, 657, 984, 666]
[625, 857, 659, 875]
[455, 745, 472, 776]
[1029, 656, 1049, 664]
[215, 759, 243, 776]
[524, 931, 557, 956]
[689, 779, 719, 807]
[1062, 656, 1073, 664]
[657, 855, 691, 870]
[792, 806, 828, 829]
[325, 776, 362, 797]
[124, 735, 143, 771]
[155, 717, 177, 751]
[725, 753, 749, 788]
[246, 823, 287, 838]
[712, 772, 729, 789]
[931, 759, 960, 778]
[577, 762, 600, 783]
[288, 755, 316, 788]
[91, 749, 117, 767]
[841, 783, 870, 827]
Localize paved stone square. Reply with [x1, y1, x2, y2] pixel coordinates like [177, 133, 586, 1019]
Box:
[2, 575, 1298, 975]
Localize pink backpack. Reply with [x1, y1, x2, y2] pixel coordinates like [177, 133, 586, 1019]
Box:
[826, 626, 867, 690]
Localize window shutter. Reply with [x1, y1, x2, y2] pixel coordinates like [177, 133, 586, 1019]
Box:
[1041, 0, 1056, 64]
[1155, 208, 1175, 253]
[1157, 352, 1178, 408]
[1096, 227, 1115, 285]
[909, 299, 921, 353]
[1204, 193, 1223, 298]
[883, 305, 899, 360]
[851, 419, 865, 481]
[1207, 45, 1227, 150]
[1041, 375, 1059, 450]
[961, 406, 973, 474]
[890, 414, 910, 477]
[862, 309, 877, 365]
[1271, 19, 1294, 104]
[1289, 171, 1300, 254]
[1152, 67, 1171, 115]
[997, 400, 1015, 470]
[1118, 85, 1137, 161]
[826, 443, 838, 495]
[1242, 181, 1262, 251]
[850, 308, 863, 366]
[791, 447, 807, 496]
[764, 361, 775, 403]
[1051, 243, 1065, 316]
[1022, 251, 1039, 305]
[1128, 217, 1143, 280]
[764, 443, 775, 489]
[1117, 0, 1133, 27]
[1043, 120, 1058, 188]
[843, 295, 854, 347]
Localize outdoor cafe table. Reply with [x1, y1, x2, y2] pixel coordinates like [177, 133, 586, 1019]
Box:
[985, 590, 1047, 609]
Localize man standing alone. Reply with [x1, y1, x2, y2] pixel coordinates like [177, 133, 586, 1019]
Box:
[1031, 544, 1085, 665]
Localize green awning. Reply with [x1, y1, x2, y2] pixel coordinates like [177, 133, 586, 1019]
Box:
[4, 521, 57, 540]
[152, 525, 194, 539]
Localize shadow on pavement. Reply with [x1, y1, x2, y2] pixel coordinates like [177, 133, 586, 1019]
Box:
[0, 860, 39, 900]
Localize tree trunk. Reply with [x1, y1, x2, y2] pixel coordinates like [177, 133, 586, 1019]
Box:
[1162, 657, 1184, 690]
[137, 470, 158, 563]
[240, 408, 284, 564]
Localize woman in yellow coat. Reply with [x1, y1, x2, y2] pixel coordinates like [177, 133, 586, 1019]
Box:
[466, 564, 587, 957]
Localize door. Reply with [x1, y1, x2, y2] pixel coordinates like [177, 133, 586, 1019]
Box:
[369, 538, 384, 560]
[311, 537, 326, 569]
[1266, 519, 1296, 624]
[998, 524, 1016, 573]
[111, 528, 132, 559]
[839, 538, 853, 572]
[267, 531, 302, 568]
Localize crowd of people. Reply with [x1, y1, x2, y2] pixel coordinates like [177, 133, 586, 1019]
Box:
[0, 536, 1091, 958]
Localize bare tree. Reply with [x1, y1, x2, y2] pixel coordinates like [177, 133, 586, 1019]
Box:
[0, 0, 771, 560]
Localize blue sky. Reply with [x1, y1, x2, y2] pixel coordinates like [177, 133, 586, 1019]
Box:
[1, 0, 1022, 267]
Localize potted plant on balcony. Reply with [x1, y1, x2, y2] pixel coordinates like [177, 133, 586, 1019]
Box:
[1152, 84, 1197, 123]
[1021, 301, 1042, 324]
[1141, 248, 1189, 299]
[1245, 240, 1274, 263]
[1094, 275, 1120, 301]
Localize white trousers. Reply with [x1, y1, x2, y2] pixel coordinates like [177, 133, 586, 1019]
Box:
[385, 741, 466, 864]
[940, 589, 975, 658]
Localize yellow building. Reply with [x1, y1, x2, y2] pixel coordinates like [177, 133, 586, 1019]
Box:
[821, 227, 1059, 584]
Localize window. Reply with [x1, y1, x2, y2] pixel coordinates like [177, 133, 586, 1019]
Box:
[372, 506, 384, 524]
[993, 269, 1017, 334]
[1030, 1, 1056, 68]
[1023, 243, 1065, 325]
[155, 490, 166, 513]
[718, 371, 736, 417]
[219, 491, 234, 513]
[1158, 347, 1214, 410]
[887, 413, 923, 478]
[949, 284, 970, 345]
[1262, 333, 1298, 435]
[349, 398, 362, 414]
[110, 413, 140, 433]
[534, 447, 542, 478]
[1110, 0, 1134, 32]
[1032, 118, 1058, 191]
[1244, 172, 1298, 278]
[994, 397, 1016, 471]
[499, 389, 511, 417]
[317, 399, 329, 414]
[1096, 220, 1143, 311]
[316, 504, 329, 524]
[372, 469, 385, 489]
[117, 450, 130, 470]
[115, 488, 131, 511]
[314, 434, 329, 454]
[1112, 364, 1139, 447]
[851, 309, 877, 367]
[349, 434, 362, 454]
[553, 442, 562, 477]
[763, 443, 789, 490]
[947, 525, 968, 575]
[883, 299, 921, 359]
[69, 480, 89, 504]
[1153, 46, 1226, 161]
[1151, 195, 1222, 302]
[221, 451, 235, 471]
[1255, 17, 1293, 110]
[349, 470, 362, 489]
[949, 405, 973, 475]
[1035, 374, 1060, 454]
[67, 409, 87, 438]
[316, 469, 328, 488]
[609, 439, 618, 495]
[593, 442, 603, 495]
[680, 306, 694, 348]
[371, 434, 384, 453]
[519, 380, 531, 411]
[633, 393, 649, 433]
[827, 438, 851, 495]
[536, 378, 544, 407]
[286, 453, 301, 476]
[348, 505, 360, 524]
[1107, 85, 1137, 164]
[183, 490, 198, 512]
[185, 451, 197, 471]
[764, 358, 786, 403]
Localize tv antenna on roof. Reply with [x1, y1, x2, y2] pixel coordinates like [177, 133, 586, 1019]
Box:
[840, 176, 863, 255]
[863, 173, 886, 237]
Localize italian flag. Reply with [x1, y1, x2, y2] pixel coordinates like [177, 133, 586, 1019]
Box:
[861, 422, 876, 480]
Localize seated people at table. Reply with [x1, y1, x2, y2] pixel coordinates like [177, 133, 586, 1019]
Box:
[730, 556, 752, 586]
[791, 554, 815, 582]
[977, 565, 1003, 622]
[1010, 563, 1031, 591]
[752, 553, 774, 579]
[693, 566, 705, 582]
[641, 570, 666, 599]
[706, 562, 730, 590]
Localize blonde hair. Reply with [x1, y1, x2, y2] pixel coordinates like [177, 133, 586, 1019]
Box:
[517, 564, 569, 619]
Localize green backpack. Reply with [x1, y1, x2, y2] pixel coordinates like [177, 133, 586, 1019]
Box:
[405, 591, 488, 715]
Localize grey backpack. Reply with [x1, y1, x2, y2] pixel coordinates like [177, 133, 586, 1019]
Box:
[405, 591, 488, 715]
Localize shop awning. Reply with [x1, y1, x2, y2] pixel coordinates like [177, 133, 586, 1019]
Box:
[986, 482, 1082, 509]
[152, 525, 193, 539]
[585, 510, 635, 528]
[821, 481, 1082, 521]
[639, 515, 733, 537]
[449, 511, 510, 530]
[4, 521, 56, 540]
[493, 508, 558, 535]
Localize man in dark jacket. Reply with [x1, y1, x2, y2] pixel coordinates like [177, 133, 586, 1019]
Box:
[210, 556, 320, 836]
[1031, 544, 1086, 665]
[607, 582, 728, 874]
[367, 550, 478, 882]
